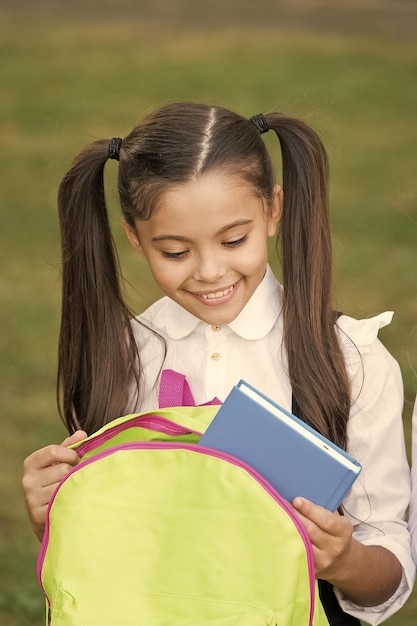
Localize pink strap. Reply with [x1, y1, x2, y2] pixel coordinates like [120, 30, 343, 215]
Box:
[159, 369, 196, 408]
[158, 369, 222, 408]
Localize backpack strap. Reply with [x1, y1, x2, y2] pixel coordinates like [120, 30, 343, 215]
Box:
[158, 369, 196, 407]
[316, 580, 361, 626]
[159, 369, 222, 408]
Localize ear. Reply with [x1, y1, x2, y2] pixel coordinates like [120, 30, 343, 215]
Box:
[122, 220, 145, 257]
[267, 185, 283, 237]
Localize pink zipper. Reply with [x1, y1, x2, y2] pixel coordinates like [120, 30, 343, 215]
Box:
[38, 441, 316, 626]
[75, 414, 202, 457]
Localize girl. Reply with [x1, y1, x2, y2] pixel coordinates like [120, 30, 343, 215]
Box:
[22, 102, 414, 624]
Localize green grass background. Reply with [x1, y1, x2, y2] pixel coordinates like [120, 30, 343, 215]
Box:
[0, 2, 416, 624]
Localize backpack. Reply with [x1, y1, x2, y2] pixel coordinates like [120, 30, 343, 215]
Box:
[37, 372, 329, 626]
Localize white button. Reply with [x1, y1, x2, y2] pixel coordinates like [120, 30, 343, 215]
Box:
[211, 352, 221, 361]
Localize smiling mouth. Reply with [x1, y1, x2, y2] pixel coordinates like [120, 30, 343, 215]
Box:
[201, 285, 234, 300]
[200, 285, 235, 300]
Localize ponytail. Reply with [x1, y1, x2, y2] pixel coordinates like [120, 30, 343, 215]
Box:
[57, 139, 139, 434]
[264, 113, 350, 449]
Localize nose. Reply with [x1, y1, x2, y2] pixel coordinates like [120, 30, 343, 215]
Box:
[194, 250, 226, 283]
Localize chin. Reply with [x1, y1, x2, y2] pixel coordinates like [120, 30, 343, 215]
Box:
[199, 310, 239, 326]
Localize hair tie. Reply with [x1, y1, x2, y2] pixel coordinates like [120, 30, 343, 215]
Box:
[108, 137, 123, 161]
[250, 114, 269, 135]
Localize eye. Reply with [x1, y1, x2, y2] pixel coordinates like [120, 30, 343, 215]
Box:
[223, 235, 247, 249]
[161, 250, 189, 259]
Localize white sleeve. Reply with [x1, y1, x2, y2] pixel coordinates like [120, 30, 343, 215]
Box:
[409, 396, 417, 565]
[333, 314, 415, 624]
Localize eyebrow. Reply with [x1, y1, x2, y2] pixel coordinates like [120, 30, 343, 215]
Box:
[151, 219, 253, 242]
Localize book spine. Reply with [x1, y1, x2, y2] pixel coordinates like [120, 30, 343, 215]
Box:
[325, 469, 358, 512]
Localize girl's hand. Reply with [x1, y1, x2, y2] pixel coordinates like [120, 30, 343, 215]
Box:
[22, 431, 87, 541]
[292, 496, 354, 581]
[292, 496, 402, 606]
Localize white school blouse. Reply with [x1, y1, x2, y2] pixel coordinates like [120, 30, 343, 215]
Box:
[130, 266, 414, 624]
[409, 397, 417, 565]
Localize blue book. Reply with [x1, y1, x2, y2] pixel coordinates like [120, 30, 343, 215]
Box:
[199, 380, 362, 511]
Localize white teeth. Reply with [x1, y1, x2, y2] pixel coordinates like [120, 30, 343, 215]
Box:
[201, 286, 234, 300]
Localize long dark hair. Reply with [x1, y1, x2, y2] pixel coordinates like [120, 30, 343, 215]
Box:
[57, 102, 350, 446]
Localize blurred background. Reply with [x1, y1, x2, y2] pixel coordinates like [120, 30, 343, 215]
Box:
[0, 1, 416, 624]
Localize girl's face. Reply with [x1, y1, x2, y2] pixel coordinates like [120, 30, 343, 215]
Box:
[124, 172, 282, 326]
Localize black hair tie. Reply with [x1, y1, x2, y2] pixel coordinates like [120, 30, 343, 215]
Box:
[250, 114, 269, 134]
[108, 137, 123, 161]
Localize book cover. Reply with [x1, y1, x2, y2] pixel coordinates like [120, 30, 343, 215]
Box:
[199, 380, 362, 511]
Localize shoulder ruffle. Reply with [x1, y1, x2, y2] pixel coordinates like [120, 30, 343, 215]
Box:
[336, 311, 394, 379]
[337, 311, 393, 348]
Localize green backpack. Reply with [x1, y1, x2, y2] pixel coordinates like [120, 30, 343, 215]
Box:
[37, 379, 329, 625]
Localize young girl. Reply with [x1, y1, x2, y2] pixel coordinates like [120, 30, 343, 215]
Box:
[22, 102, 414, 624]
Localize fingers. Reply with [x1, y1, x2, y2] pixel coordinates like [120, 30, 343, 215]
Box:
[22, 431, 87, 542]
[61, 430, 88, 447]
[292, 497, 341, 536]
[23, 444, 80, 473]
[22, 463, 73, 542]
[292, 497, 353, 579]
